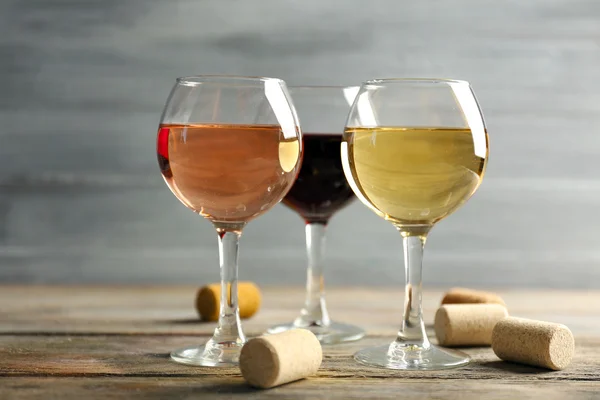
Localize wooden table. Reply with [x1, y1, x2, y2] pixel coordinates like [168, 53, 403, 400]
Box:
[0, 286, 598, 399]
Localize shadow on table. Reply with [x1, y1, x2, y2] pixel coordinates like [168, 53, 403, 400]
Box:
[196, 382, 257, 392]
[145, 352, 171, 359]
[481, 360, 552, 374]
[138, 381, 262, 399]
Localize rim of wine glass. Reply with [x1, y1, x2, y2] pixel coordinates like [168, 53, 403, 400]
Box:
[176, 75, 285, 87]
[364, 78, 469, 85]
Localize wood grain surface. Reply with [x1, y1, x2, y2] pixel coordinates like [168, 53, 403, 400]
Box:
[0, 286, 599, 399]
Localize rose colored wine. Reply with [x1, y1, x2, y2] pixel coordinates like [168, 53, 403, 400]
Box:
[157, 123, 301, 224]
[282, 133, 355, 224]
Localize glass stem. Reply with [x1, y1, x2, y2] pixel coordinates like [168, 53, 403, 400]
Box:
[296, 222, 330, 327]
[210, 229, 245, 346]
[395, 233, 429, 349]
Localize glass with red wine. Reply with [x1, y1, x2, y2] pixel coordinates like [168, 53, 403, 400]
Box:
[267, 86, 365, 344]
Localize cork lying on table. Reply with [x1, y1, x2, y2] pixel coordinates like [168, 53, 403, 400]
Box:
[434, 304, 509, 347]
[195, 282, 261, 321]
[239, 329, 322, 389]
[441, 287, 506, 306]
[492, 317, 575, 370]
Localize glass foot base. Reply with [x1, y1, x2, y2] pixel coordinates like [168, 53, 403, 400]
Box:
[354, 342, 470, 370]
[267, 320, 365, 344]
[170, 341, 244, 367]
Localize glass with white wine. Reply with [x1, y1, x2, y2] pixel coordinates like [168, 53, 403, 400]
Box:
[341, 78, 489, 370]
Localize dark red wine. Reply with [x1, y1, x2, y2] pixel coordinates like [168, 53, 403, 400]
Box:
[282, 133, 355, 224]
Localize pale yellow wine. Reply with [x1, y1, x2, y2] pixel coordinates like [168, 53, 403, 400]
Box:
[342, 127, 488, 229]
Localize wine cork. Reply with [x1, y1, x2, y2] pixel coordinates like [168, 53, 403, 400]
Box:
[240, 329, 322, 389]
[195, 282, 261, 321]
[441, 287, 506, 306]
[434, 304, 509, 347]
[492, 317, 574, 370]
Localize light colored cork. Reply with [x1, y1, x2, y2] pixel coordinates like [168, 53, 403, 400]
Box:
[492, 317, 575, 370]
[195, 282, 261, 321]
[434, 304, 509, 347]
[239, 329, 322, 389]
[441, 287, 506, 306]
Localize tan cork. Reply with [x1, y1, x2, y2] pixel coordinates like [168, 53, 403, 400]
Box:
[434, 304, 509, 347]
[195, 282, 261, 321]
[492, 317, 575, 370]
[240, 329, 322, 389]
[441, 287, 506, 306]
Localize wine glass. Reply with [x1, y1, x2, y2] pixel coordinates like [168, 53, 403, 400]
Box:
[157, 75, 302, 367]
[267, 86, 365, 344]
[341, 78, 489, 370]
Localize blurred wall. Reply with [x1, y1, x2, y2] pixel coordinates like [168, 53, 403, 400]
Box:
[1, 0, 600, 288]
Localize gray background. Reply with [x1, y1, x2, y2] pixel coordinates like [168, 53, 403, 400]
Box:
[1, 0, 599, 288]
